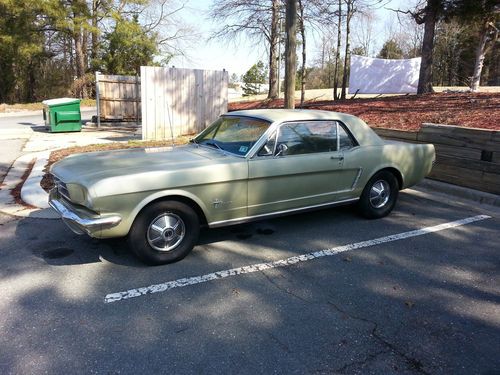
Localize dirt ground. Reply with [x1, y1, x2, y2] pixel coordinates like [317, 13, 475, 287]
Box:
[229, 92, 500, 131]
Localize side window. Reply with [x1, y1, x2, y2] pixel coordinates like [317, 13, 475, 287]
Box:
[338, 122, 357, 151]
[277, 121, 337, 156]
[257, 133, 276, 156]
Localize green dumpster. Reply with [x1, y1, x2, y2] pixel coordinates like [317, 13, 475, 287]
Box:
[42, 98, 82, 132]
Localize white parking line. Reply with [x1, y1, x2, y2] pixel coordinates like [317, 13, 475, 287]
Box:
[104, 214, 491, 303]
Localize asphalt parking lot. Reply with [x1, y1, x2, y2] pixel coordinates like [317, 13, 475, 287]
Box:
[0, 188, 499, 374]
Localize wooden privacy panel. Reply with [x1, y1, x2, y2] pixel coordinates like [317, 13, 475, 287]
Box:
[141, 66, 228, 140]
[96, 74, 140, 121]
[373, 124, 500, 195]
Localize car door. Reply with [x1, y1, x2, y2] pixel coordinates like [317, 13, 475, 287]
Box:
[247, 120, 358, 217]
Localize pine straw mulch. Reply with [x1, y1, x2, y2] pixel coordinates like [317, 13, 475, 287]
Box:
[228, 92, 500, 131]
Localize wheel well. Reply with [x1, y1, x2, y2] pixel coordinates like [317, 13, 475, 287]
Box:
[380, 167, 403, 190]
[143, 195, 208, 226]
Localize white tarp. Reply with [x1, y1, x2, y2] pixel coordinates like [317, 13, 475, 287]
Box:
[348, 55, 421, 94]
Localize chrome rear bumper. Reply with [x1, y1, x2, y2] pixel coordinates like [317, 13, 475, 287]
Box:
[49, 189, 122, 236]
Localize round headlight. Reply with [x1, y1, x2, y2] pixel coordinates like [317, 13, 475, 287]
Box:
[66, 183, 92, 207]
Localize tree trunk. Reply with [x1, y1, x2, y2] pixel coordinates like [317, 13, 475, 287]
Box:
[298, 0, 306, 106]
[417, 3, 437, 94]
[26, 60, 36, 103]
[340, 0, 352, 100]
[268, 0, 279, 99]
[284, 0, 297, 109]
[74, 32, 85, 79]
[333, 0, 342, 101]
[470, 21, 490, 92]
[74, 25, 86, 98]
[91, 0, 99, 61]
[83, 28, 89, 69]
[321, 36, 325, 69]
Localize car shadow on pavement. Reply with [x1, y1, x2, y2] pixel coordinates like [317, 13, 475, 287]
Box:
[14, 204, 357, 269]
[13, 217, 140, 267]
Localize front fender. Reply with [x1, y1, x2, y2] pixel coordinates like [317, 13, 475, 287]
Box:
[128, 189, 211, 228]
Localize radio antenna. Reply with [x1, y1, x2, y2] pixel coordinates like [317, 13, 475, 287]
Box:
[165, 91, 175, 147]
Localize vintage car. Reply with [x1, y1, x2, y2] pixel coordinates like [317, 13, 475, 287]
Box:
[49, 109, 435, 265]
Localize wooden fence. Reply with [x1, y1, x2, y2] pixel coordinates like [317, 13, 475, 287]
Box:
[141, 66, 228, 140]
[96, 73, 140, 123]
[373, 124, 500, 195]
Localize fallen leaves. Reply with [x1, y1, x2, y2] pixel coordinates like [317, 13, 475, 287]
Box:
[229, 92, 500, 131]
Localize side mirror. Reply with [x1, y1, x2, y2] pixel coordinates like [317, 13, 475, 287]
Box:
[275, 143, 288, 157]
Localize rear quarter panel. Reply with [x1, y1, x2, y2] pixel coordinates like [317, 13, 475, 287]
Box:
[346, 142, 435, 194]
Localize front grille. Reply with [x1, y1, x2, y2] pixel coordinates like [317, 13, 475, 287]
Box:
[53, 176, 71, 201]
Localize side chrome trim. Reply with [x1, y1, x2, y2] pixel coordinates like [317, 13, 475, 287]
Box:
[351, 168, 363, 190]
[209, 197, 359, 228]
[247, 190, 348, 209]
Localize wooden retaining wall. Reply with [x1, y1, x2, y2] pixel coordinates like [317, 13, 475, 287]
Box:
[141, 66, 228, 140]
[373, 124, 500, 195]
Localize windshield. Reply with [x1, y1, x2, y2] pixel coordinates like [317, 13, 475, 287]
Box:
[193, 116, 270, 156]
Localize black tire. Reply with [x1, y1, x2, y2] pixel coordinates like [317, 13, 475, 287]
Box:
[128, 200, 200, 265]
[358, 171, 399, 219]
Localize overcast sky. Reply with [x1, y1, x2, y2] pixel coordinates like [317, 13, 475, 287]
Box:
[169, 0, 416, 77]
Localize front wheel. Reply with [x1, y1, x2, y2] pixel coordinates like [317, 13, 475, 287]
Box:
[128, 200, 200, 265]
[358, 171, 399, 219]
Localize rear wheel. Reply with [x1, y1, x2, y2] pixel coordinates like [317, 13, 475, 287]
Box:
[128, 200, 200, 265]
[358, 171, 399, 219]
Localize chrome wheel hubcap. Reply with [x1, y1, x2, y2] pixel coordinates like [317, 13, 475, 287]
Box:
[147, 213, 185, 252]
[369, 180, 390, 209]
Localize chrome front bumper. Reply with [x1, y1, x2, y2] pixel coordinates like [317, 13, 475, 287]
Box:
[49, 189, 122, 236]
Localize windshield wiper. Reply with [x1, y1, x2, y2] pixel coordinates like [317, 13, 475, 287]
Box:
[204, 141, 225, 153]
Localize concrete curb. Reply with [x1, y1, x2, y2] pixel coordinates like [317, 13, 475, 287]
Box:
[21, 151, 50, 208]
[0, 152, 57, 219]
[417, 179, 500, 208]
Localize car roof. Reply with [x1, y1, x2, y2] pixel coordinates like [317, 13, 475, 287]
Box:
[225, 109, 383, 146]
[226, 109, 350, 123]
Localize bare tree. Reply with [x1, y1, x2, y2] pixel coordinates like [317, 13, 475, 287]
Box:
[333, 0, 342, 100]
[268, 0, 280, 98]
[470, 9, 499, 91]
[298, 0, 306, 105]
[352, 12, 375, 56]
[209, 0, 280, 99]
[392, 0, 442, 94]
[417, 1, 440, 94]
[340, 0, 354, 99]
[284, 0, 297, 108]
[432, 20, 466, 85]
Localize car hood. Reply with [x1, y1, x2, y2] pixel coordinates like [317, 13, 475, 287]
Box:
[51, 144, 239, 193]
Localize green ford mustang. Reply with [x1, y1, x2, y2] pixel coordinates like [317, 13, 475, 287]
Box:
[49, 109, 435, 265]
